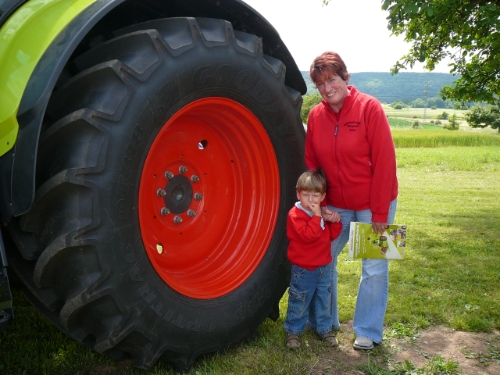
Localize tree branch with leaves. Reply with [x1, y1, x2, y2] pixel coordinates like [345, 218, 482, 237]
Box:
[383, 0, 500, 104]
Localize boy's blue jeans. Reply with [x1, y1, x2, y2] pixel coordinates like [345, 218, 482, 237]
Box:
[284, 263, 333, 335]
[329, 199, 397, 343]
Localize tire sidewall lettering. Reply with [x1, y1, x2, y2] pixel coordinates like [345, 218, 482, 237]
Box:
[215, 64, 234, 85]
[137, 282, 216, 333]
[191, 64, 290, 140]
[193, 65, 212, 87]
[234, 70, 255, 91]
[193, 64, 273, 105]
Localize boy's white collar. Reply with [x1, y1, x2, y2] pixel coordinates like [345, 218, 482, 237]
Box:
[295, 202, 325, 230]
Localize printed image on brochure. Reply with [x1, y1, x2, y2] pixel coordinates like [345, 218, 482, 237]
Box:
[348, 222, 407, 260]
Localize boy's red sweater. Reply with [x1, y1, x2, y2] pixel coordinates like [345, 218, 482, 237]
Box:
[306, 86, 398, 223]
[287, 206, 342, 270]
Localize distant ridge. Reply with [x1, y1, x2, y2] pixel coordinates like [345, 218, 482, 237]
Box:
[302, 72, 457, 103]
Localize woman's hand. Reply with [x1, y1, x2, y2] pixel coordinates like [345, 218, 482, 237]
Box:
[372, 222, 388, 235]
[321, 206, 340, 223]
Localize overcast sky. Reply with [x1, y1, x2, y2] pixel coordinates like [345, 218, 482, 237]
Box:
[243, 0, 452, 73]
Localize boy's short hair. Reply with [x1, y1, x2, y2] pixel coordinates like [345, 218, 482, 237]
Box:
[296, 169, 327, 194]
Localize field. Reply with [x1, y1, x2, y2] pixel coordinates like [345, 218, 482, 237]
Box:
[1, 127, 500, 374]
[383, 106, 468, 122]
[383, 106, 499, 134]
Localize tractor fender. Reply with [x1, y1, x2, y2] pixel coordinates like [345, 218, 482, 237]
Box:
[0, 0, 305, 224]
[0, 0, 123, 224]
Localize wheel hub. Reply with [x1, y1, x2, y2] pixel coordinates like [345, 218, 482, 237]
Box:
[163, 174, 193, 214]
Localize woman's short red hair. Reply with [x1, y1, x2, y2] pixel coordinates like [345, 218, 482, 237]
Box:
[310, 51, 350, 84]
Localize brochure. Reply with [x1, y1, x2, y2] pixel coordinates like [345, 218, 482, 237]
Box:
[348, 222, 407, 260]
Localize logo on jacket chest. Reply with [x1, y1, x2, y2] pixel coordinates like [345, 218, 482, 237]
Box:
[344, 121, 361, 131]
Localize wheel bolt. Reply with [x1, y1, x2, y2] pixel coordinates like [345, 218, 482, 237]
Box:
[157, 188, 167, 197]
[165, 171, 174, 179]
[191, 175, 200, 183]
[194, 193, 203, 200]
[160, 207, 170, 216]
[173, 215, 183, 224]
[156, 243, 163, 254]
[187, 209, 196, 218]
[179, 166, 188, 174]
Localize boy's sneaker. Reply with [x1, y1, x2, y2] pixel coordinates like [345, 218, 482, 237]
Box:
[319, 332, 338, 347]
[353, 336, 374, 350]
[286, 332, 301, 349]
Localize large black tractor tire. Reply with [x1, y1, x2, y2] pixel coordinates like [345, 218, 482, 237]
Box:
[8, 17, 304, 370]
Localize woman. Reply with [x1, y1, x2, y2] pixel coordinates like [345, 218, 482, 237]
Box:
[305, 51, 398, 350]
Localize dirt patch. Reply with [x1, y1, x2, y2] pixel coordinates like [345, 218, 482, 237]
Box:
[311, 322, 500, 375]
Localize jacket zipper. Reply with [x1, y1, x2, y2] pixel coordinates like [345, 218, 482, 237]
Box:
[333, 114, 347, 208]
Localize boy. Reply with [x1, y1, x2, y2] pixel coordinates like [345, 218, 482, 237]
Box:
[284, 169, 342, 349]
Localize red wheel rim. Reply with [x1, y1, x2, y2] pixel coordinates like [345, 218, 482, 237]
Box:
[139, 98, 280, 299]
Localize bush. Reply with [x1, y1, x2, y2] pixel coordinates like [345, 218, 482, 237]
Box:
[439, 111, 449, 120]
[444, 114, 460, 130]
[412, 120, 421, 129]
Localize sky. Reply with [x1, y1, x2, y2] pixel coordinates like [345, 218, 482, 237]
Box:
[243, 0, 452, 73]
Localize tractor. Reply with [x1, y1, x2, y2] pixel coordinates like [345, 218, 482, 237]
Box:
[0, 0, 306, 370]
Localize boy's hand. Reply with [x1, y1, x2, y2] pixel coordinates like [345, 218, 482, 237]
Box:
[309, 203, 322, 217]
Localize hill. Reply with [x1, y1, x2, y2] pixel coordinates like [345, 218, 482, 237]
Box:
[302, 71, 457, 104]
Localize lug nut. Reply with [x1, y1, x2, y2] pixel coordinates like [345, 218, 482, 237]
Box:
[191, 175, 200, 183]
[165, 171, 174, 179]
[187, 209, 196, 218]
[194, 193, 203, 200]
[157, 189, 167, 197]
[173, 215, 183, 224]
[179, 166, 188, 174]
[160, 207, 170, 216]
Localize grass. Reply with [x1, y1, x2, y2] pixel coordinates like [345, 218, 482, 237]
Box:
[392, 129, 500, 147]
[1, 130, 500, 374]
[378, 146, 500, 333]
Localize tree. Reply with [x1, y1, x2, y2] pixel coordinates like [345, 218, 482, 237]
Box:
[465, 105, 500, 132]
[383, 1, 500, 104]
[392, 102, 405, 109]
[411, 98, 427, 108]
[301, 94, 322, 123]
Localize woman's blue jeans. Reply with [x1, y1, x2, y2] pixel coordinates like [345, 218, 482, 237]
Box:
[284, 263, 333, 335]
[329, 199, 397, 343]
